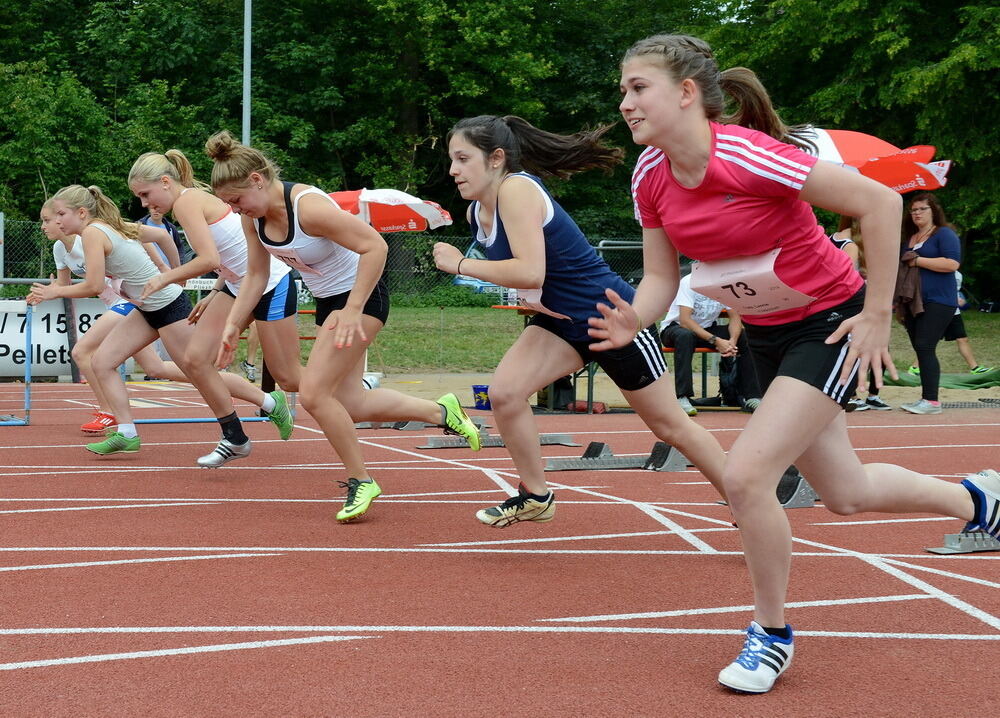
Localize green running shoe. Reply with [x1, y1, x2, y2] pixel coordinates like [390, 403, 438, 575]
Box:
[336, 478, 382, 522]
[265, 390, 293, 440]
[906, 365, 920, 376]
[971, 365, 994, 375]
[436, 392, 481, 451]
[86, 431, 140, 455]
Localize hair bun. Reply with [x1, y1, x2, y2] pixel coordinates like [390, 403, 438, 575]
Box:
[204, 131, 237, 162]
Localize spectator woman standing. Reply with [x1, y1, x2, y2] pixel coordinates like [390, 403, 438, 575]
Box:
[898, 192, 961, 414]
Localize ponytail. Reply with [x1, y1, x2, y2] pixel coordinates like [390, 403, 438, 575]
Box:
[448, 115, 623, 179]
[52, 185, 139, 240]
[623, 34, 814, 151]
[128, 149, 211, 190]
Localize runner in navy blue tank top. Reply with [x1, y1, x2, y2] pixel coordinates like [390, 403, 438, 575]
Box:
[433, 115, 730, 527]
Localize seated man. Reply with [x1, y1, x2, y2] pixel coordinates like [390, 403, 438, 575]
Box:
[659, 274, 762, 416]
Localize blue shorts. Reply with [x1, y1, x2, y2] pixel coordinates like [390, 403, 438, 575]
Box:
[108, 301, 137, 316]
[220, 272, 297, 321]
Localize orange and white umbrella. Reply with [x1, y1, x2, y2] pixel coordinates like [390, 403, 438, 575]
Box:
[802, 127, 951, 193]
[329, 188, 452, 232]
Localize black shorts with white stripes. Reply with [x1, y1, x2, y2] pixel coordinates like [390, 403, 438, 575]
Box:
[527, 313, 666, 392]
[743, 287, 866, 409]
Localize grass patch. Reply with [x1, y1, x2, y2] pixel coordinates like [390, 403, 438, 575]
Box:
[370, 306, 522, 373]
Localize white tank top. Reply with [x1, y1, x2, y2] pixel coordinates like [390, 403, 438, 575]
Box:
[254, 183, 358, 298]
[179, 188, 290, 294]
[92, 223, 182, 311]
[52, 236, 125, 307]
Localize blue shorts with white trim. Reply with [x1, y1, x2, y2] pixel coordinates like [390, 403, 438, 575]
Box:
[220, 272, 297, 321]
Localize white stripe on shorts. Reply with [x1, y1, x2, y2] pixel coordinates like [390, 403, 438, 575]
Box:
[822, 339, 860, 403]
[633, 327, 668, 379]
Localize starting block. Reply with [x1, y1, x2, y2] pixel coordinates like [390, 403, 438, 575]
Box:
[418, 432, 579, 450]
[355, 417, 489, 431]
[544, 441, 691, 472]
[926, 530, 1000, 554]
[776, 465, 819, 508]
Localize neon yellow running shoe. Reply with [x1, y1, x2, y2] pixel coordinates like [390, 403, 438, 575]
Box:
[86, 431, 141, 455]
[436, 392, 481, 451]
[265, 390, 293, 440]
[336, 478, 382, 522]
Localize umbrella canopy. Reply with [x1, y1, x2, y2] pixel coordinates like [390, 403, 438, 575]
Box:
[801, 127, 951, 193]
[329, 188, 452, 232]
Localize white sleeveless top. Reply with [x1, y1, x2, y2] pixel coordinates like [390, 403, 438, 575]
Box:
[52, 237, 126, 307]
[253, 183, 358, 298]
[92, 223, 181, 311]
[179, 188, 290, 294]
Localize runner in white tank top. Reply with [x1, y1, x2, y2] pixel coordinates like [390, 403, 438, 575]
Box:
[39, 200, 193, 434]
[208, 130, 481, 522]
[128, 150, 301, 467]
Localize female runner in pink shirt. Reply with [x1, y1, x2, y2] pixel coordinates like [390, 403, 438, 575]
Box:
[588, 33, 999, 695]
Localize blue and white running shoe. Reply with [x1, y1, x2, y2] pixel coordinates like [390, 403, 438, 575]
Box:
[718, 621, 794, 694]
[962, 469, 1000, 539]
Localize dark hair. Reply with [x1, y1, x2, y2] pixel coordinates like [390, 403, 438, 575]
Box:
[622, 34, 815, 152]
[447, 115, 624, 179]
[902, 192, 953, 238]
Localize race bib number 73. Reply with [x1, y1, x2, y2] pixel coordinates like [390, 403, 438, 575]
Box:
[689, 248, 816, 315]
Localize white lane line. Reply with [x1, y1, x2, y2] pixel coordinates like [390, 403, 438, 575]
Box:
[0, 502, 218, 515]
[879, 558, 1000, 589]
[0, 635, 372, 671]
[538, 593, 936, 622]
[0, 546, 996, 562]
[813, 516, 957, 526]
[422, 530, 676, 546]
[0, 553, 281, 573]
[0, 624, 996, 641]
[794, 536, 1000, 632]
[543, 482, 719, 553]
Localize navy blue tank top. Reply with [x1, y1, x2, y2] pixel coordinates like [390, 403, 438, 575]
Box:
[470, 173, 635, 343]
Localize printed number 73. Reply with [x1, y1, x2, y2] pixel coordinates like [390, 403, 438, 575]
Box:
[721, 282, 756, 298]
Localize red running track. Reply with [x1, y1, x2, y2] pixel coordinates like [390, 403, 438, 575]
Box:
[0, 381, 997, 717]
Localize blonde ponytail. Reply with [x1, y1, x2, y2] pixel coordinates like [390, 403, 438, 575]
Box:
[52, 185, 139, 240]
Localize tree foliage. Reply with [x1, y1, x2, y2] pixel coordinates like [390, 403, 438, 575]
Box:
[1, 0, 996, 289]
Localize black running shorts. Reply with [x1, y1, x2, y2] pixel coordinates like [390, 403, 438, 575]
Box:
[528, 313, 667, 392]
[314, 278, 390, 327]
[743, 288, 866, 409]
[138, 292, 193, 330]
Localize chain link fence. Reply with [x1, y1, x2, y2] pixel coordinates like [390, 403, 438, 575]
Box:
[1, 215, 645, 302]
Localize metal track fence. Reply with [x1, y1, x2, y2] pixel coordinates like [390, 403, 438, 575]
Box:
[1, 216, 645, 303]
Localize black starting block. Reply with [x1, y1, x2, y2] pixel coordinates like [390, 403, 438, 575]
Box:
[418, 432, 579, 450]
[775, 465, 819, 508]
[544, 441, 691, 472]
[355, 417, 489, 431]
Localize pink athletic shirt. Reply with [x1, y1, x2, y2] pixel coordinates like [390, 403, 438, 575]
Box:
[632, 121, 863, 325]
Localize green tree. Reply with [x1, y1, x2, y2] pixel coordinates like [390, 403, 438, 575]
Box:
[0, 61, 119, 216]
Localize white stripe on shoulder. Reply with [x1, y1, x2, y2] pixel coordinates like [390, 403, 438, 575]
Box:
[716, 141, 810, 184]
[631, 147, 666, 220]
[631, 147, 665, 193]
[716, 151, 806, 190]
[716, 133, 812, 174]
